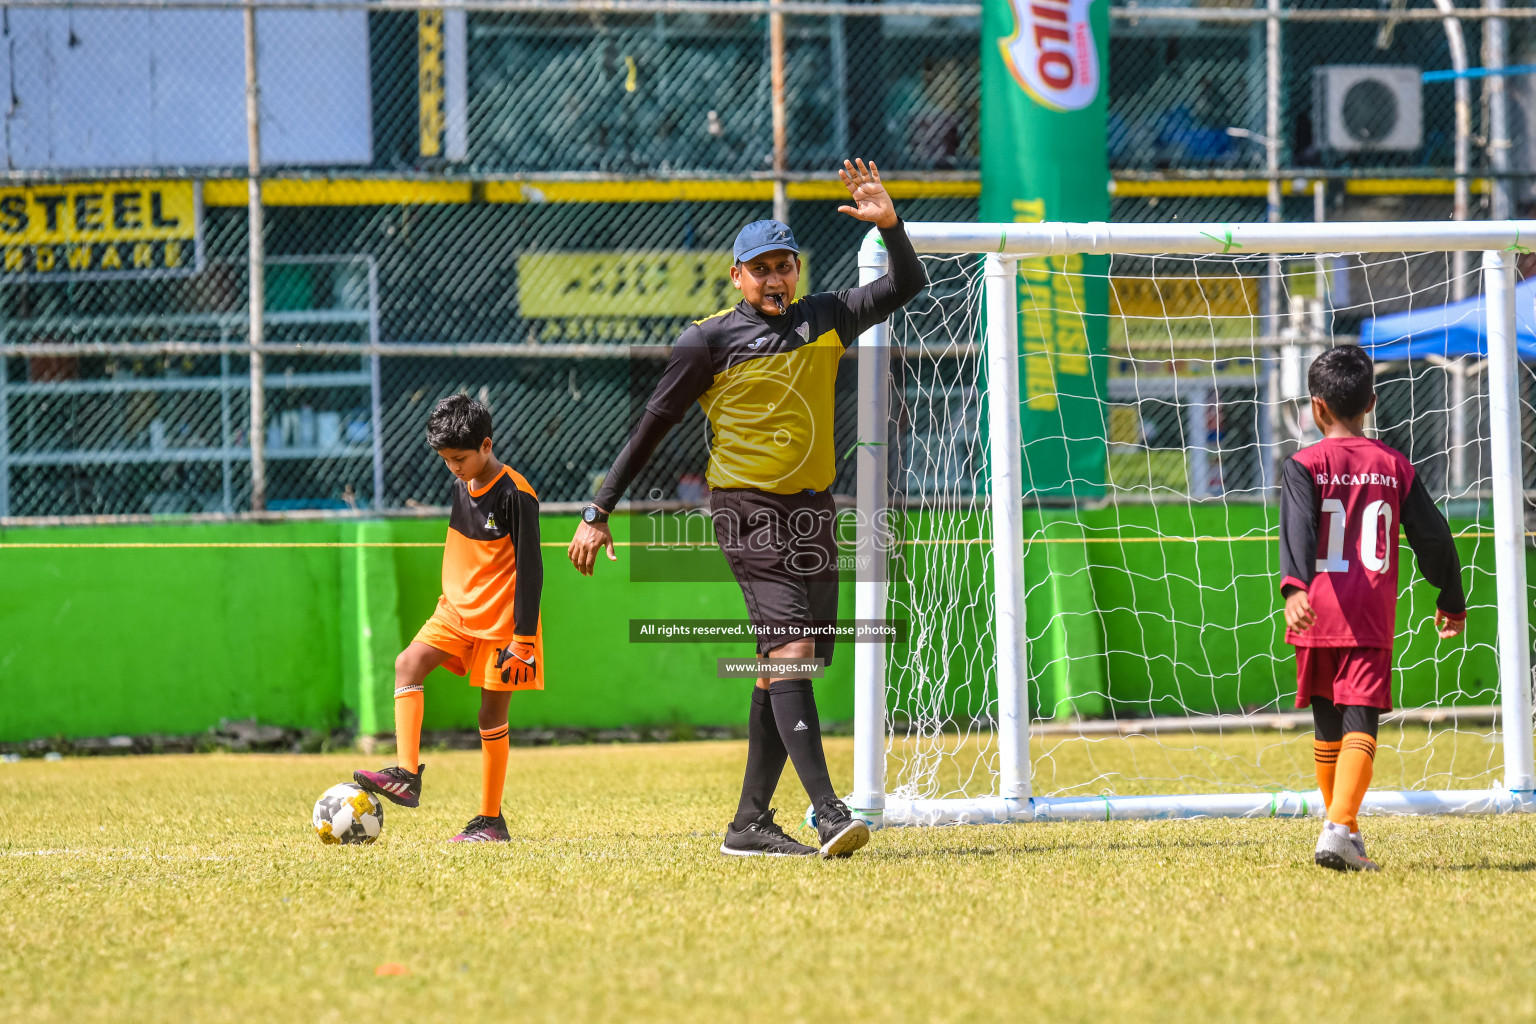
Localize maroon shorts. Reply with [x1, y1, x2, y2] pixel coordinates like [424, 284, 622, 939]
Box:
[1294, 646, 1393, 711]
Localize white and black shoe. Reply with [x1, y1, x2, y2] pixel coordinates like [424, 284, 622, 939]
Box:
[815, 798, 870, 859]
[720, 809, 818, 857]
[1314, 821, 1380, 872]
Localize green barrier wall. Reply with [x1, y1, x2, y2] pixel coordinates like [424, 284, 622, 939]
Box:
[888, 506, 1502, 722]
[0, 514, 853, 743]
[0, 508, 1507, 743]
[1032, 506, 1502, 716]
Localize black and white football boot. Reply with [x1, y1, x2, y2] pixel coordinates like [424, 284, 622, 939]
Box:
[814, 798, 870, 859]
[720, 809, 818, 858]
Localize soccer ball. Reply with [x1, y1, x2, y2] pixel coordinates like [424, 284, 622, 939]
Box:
[312, 782, 384, 845]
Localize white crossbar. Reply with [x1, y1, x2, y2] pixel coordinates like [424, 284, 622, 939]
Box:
[904, 219, 1536, 256]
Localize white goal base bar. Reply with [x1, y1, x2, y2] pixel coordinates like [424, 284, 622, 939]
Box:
[861, 789, 1536, 829]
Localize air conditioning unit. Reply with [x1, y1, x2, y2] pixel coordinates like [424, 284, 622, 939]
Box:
[1312, 65, 1423, 153]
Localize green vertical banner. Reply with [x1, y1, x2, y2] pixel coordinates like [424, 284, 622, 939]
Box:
[982, 0, 1110, 498]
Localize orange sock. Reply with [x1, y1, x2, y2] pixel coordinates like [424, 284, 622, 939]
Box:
[1327, 732, 1377, 831]
[479, 724, 510, 817]
[394, 685, 424, 773]
[1313, 739, 1342, 812]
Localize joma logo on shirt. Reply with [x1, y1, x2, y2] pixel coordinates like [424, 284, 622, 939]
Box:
[1316, 472, 1398, 488]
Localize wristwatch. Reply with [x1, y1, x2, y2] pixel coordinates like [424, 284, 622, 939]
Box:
[582, 504, 610, 525]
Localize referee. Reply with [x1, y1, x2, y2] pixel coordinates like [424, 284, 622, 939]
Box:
[567, 159, 926, 858]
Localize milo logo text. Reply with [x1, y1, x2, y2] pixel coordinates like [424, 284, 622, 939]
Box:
[999, 0, 1101, 112]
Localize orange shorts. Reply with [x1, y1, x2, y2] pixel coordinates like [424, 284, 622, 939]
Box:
[413, 602, 544, 692]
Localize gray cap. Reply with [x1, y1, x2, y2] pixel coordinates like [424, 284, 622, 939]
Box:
[733, 219, 800, 263]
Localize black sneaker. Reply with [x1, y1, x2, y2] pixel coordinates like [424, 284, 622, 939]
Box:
[353, 763, 425, 808]
[815, 798, 870, 859]
[720, 809, 818, 857]
[451, 813, 510, 842]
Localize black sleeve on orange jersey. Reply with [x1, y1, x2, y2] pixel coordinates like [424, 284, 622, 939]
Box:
[1400, 474, 1467, 616]
[592, 409, 674, 513]
[510, 486, 543, 638]
[1278, 456, 1318, 595]
[826, 220, 928, 344]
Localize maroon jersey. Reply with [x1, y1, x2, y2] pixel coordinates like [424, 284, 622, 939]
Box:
[1279, 436, 1465, 650]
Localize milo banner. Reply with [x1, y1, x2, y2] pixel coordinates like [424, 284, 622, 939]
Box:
[982, 0, 1110, 498]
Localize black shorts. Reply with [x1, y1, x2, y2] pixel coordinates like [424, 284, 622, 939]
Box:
[710, 487, 840, 663]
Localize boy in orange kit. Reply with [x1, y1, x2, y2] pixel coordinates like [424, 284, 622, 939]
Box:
[354, 394, 544, 842]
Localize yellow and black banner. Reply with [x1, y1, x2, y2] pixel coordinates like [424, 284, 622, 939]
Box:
[518, 250, 740, 319]
[0, 180, 203, 281]
[518, 250, 810, 318]
[418, 11, 446, 158]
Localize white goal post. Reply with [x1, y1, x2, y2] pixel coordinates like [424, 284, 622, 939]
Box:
[851, 220, 1536, 829]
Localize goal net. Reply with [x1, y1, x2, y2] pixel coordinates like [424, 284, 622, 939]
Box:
[849, 221, 1536, 827]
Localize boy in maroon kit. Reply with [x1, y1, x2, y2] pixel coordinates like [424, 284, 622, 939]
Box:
[1279, 346, 1466, 872]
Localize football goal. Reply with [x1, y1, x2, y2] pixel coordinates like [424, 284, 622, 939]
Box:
[848, 220, 1536, 827]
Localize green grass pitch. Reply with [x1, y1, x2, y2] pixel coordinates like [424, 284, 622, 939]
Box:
[4, 737, 1536, 1023]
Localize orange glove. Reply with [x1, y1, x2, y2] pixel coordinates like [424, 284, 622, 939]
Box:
[494, 640, 536, 687]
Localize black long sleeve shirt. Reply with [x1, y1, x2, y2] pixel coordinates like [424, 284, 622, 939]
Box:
[593, 219, 926, 508]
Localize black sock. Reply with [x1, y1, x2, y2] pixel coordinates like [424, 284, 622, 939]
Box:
[768, 678, 836, 812]
[733, 687, 788, 829]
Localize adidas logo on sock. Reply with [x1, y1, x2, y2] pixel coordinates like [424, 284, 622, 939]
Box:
[794, 720, 808, 731]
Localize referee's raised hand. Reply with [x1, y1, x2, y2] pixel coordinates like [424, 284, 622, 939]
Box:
[836, 158, 898, 229]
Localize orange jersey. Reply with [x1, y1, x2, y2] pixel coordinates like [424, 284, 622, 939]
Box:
[437, 465, 543, 642]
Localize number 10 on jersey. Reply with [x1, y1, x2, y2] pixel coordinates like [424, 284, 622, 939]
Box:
[1316, 498, 1394, 574]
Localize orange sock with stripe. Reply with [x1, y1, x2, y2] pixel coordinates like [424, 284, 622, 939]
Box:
[1327, 732, 1377, 831]
[479, 724, 510, 817]
[1313, 739, 1342, 812]
[394, 684, 425, 773]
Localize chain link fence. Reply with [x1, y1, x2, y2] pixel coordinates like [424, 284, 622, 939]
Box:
[1096, 253, 1523, 508]
[1, 1, 1532, 519]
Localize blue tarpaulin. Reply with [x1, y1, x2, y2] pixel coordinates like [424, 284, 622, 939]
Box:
[1358, 276, 1536, 361]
